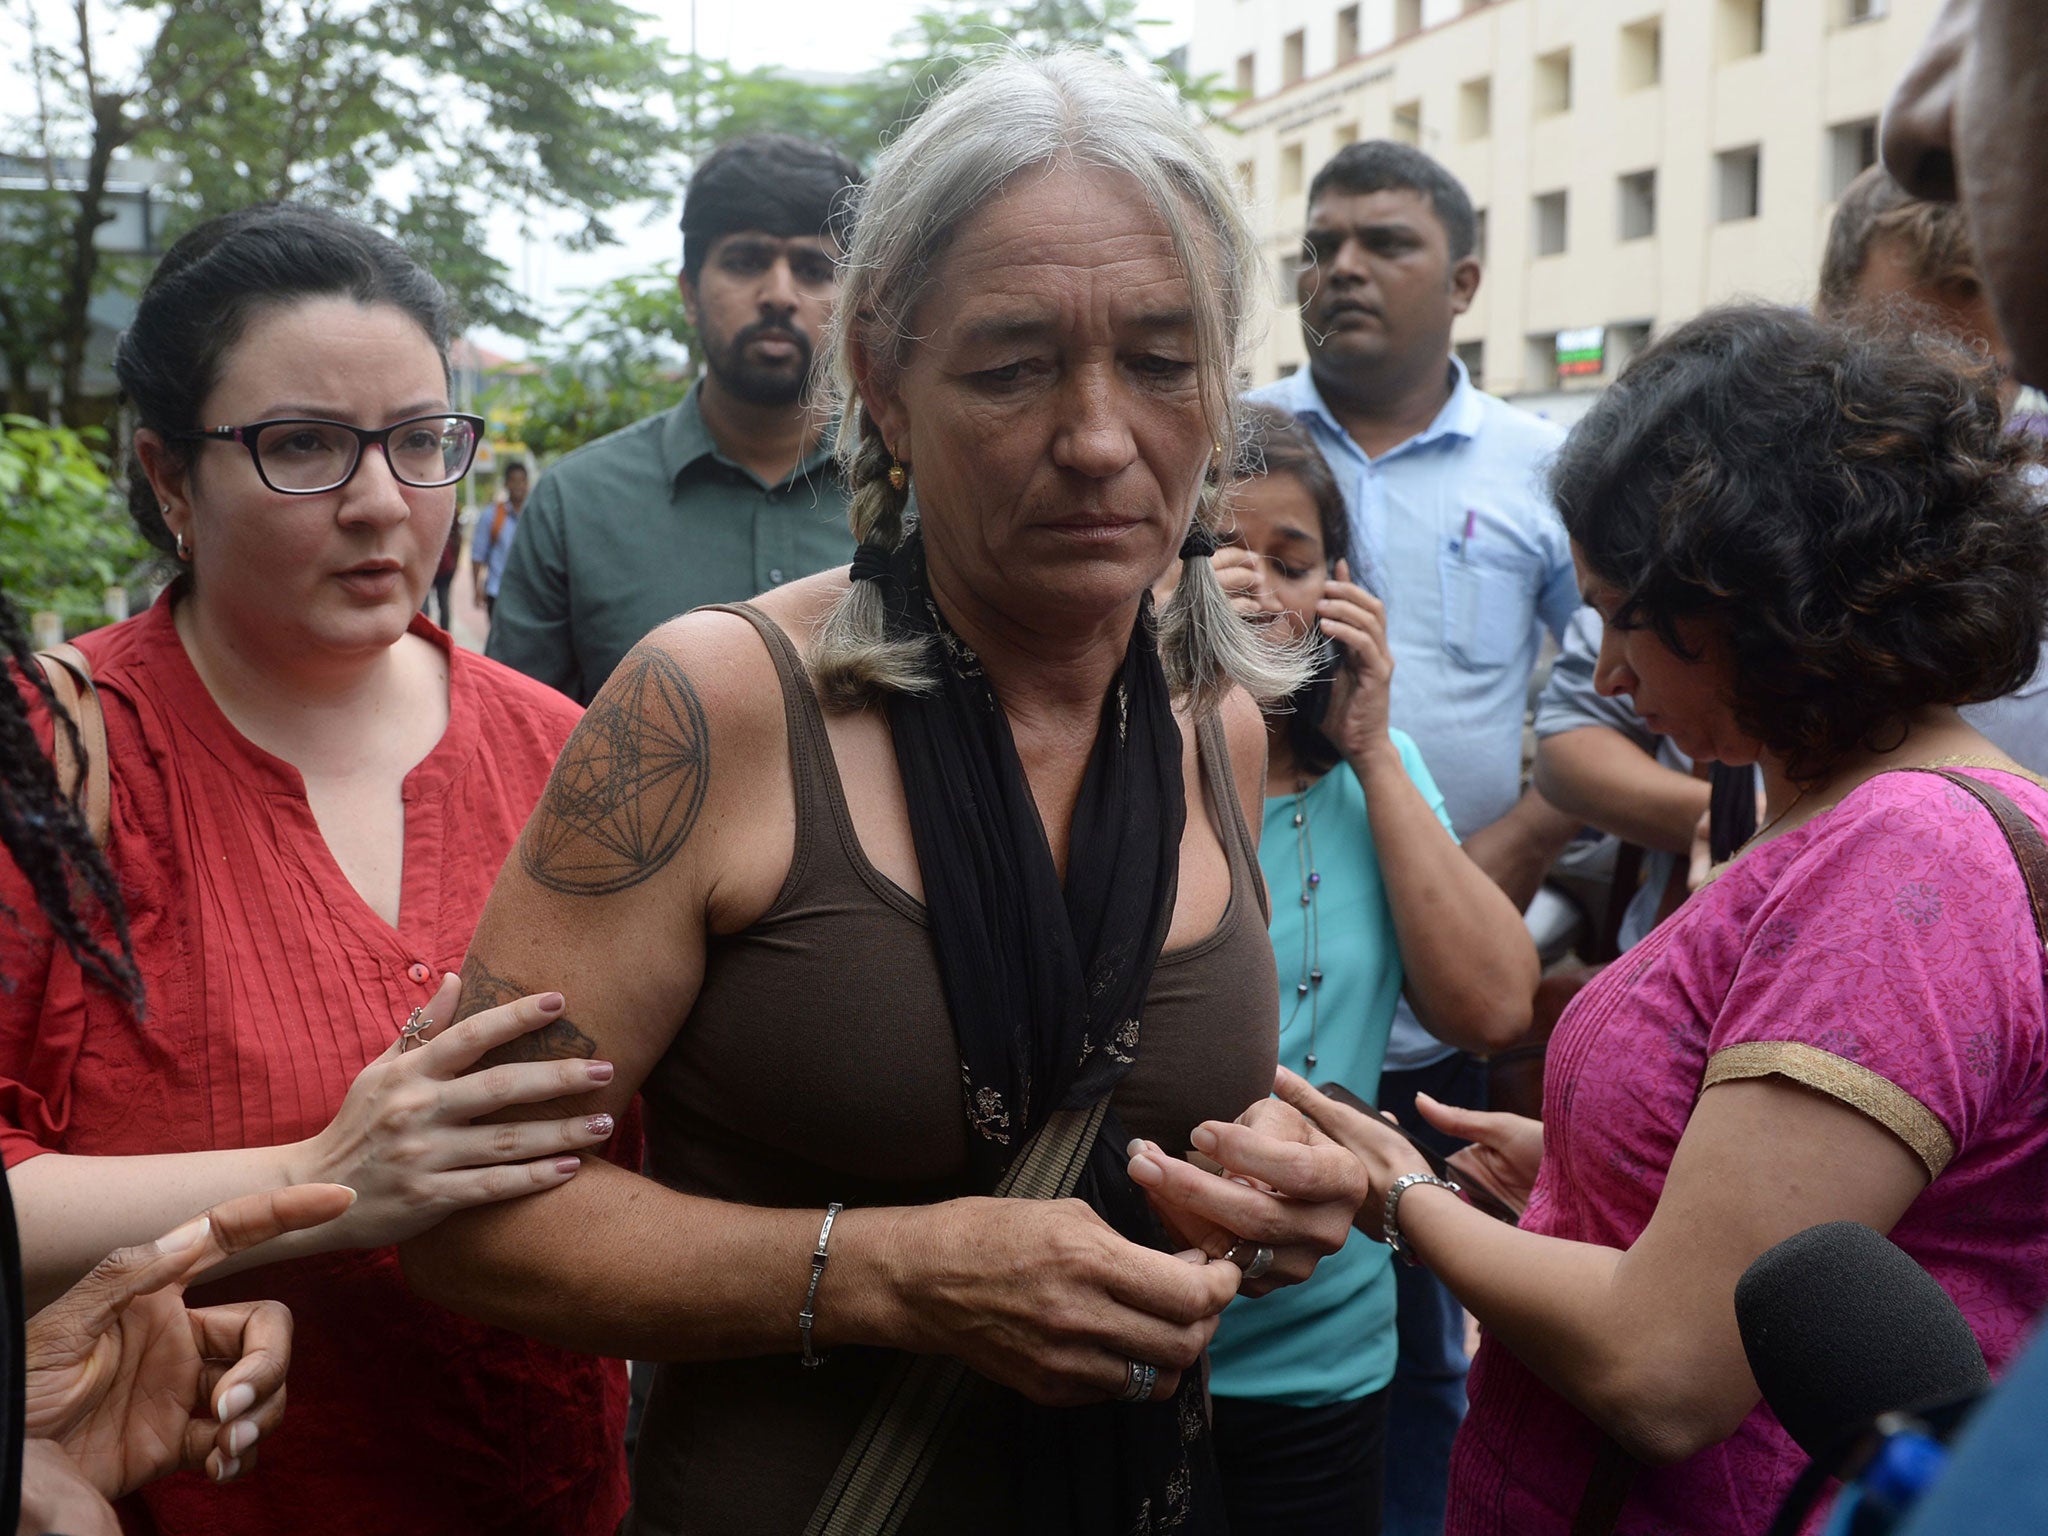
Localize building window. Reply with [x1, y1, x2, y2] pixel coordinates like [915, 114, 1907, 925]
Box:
[1619, 16, 1662, 90]
[1473, 207, 1488, 264]
[1828, 118, 1879, 199]
[1459, 76, 1492, 141]
[1334, 121, 1359, 150]
[1842, 0, 1887, 21]
[1235, 159, 1255, 199]
[1455, 339, 1485, 389]
[1236, 52, 1256, 96]
[1716, 145, 1762, 221]
[1534, 48, 1572, 117]
[1392, 100, 1422, 146]
[1534, 190, 1568, 256]
[1526, 333, 1561, 391]
[1618, 169, 1657, 239]
[1611, 321, 1653, 375]
[1278, 362, 1301, 378]
[1395, 0, 1423, 38]
[1337, 4, 1360, 63]
[1281, 142, 1306, 197]
[1717, 0, 1765, 61]
[1283, 29, 1306, 87]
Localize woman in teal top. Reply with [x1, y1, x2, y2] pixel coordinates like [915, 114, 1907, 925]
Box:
[1203, 406, 1538, 1535]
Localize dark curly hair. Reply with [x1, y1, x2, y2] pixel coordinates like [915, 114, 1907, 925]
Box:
[0, 589, 142, 1012]
[1230, 403, 1354, 776]
[1555, 303, 2048, 785]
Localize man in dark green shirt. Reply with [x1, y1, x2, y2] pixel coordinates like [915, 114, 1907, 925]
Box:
[489, 135, 861, 703]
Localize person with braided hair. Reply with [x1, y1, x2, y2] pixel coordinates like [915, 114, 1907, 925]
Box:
[402, 49, 1377, 1536]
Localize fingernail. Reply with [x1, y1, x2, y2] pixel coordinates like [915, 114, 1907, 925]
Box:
[212, 1456, 241, 1482]
[585, 1061, 615, 1083]
[554, 1156, 583, 1176]
[227, 1419, 259, 1456]
[159, 1214, 211, 1254]
[1127, 1154, 1161, 1186]
[585, 1113, 615, 1137]
[216, 1383, 256, 1422]
[536, 992, 564, 1013]
[1190, 1126, 1219, 1154]
[1126, 1138, 1145, 1159]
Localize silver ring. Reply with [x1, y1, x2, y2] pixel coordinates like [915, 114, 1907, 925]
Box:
[398, 1007, 432, 1053]
[1118, 1359, 1159, 1403]
[1224, 1240, 1276, 1281]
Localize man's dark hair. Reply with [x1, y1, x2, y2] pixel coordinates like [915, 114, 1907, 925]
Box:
[115, 203, 452, 557]
[1817, 164, 1979, 318]
[1230, 403, 1355, 776]
[1555, 302, 2048, 785]
[681, 134, 864, 282]
[1307, 140, 1478, 262]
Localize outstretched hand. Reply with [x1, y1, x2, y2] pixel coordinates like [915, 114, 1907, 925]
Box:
[25, 1182, 355, 1498]
[1414, 1092, 1543, 1217]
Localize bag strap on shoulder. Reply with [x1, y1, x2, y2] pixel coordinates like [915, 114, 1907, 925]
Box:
[32, 644, 110, 848]
[1911, 769, 2048, 946]
[804, 1097, 1111, 1536]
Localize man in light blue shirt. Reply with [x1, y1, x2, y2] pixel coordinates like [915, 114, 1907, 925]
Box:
[1249, 139, 1580, 1536]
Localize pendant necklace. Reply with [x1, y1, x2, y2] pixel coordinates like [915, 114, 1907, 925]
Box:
[1287, 777, 1324, 1071]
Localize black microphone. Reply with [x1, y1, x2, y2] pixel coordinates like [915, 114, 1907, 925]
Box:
[1737, 1222, 1990, 1535]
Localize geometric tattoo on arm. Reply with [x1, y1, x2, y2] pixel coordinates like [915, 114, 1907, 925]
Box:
[519, 646, 711, 896]
[456, 952, 599, 1064]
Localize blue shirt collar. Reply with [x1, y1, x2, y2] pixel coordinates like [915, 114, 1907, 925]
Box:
[1274, 354, 1483, 461]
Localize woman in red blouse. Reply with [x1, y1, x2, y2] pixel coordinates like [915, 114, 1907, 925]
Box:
[0, 205, 633, 1533]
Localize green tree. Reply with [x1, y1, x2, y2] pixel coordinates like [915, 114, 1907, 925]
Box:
[488, 267, 695, 463]
[0, 416, 153, 632]
[3, 0, 686, 421]
[682, 0, 1230, 166]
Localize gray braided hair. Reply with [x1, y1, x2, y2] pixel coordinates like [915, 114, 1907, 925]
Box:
[812, 48, 1307, 715]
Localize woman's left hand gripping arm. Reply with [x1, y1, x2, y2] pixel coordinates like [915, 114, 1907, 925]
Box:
[1126, 1091, 1372, 1298]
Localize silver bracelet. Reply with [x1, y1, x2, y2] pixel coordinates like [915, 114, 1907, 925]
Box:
[1382, 1172, 1460, 1266]
[799, 1202, 844, 1368]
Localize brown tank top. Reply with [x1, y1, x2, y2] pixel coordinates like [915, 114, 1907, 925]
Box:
[626, 603, 1278, 1536]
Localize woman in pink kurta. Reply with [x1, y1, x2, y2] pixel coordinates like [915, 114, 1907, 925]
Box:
[1133, 305, 2048, 1534]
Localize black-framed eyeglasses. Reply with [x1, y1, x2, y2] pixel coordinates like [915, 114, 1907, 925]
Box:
[172, 413, 487, 495]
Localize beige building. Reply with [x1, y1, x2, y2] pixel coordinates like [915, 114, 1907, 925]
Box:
[1192, 0, 1940, 416]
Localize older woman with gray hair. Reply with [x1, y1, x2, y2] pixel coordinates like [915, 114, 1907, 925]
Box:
[402, 48, 1369, 1536]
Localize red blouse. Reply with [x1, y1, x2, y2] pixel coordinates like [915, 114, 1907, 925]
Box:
[0, 595, 631, 1536]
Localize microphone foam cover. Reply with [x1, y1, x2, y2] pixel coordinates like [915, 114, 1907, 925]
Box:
[1736, 1221, 1989, 1463]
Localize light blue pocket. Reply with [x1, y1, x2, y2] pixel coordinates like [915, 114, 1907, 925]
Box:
[1439, 528, 1538, 670]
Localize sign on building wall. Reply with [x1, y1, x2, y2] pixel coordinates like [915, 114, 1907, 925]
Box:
[1556, 326, 1607, 378]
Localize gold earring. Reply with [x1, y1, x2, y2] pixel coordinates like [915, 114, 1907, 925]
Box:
[887, 459, 908, 492]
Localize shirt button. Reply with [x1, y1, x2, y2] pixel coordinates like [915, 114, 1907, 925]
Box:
[768, 567, 785, 584]
[407, 962, 432, 985]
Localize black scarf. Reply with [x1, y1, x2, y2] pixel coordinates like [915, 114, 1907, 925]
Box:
[853, 531, 1224, 1534]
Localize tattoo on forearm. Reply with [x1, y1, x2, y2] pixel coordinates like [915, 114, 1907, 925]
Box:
[457, 953, 598, 1063]
[520, 646, 711, 896]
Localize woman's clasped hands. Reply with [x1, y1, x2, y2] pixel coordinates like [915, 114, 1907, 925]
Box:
[1124, 1088, 1373, 1298]
[882, 1195, 1243, 1408]
[283, 973, 620, 1248]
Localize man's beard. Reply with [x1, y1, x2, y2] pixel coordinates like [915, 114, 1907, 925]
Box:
[702, 317, 817, 407]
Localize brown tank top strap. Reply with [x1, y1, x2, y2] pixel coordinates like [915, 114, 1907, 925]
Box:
[695, 602, 853, 898]
[1195, 710, 1267, 926]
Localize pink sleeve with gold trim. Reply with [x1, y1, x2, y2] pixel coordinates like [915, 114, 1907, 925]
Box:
[1702, 773, 2048, 1177]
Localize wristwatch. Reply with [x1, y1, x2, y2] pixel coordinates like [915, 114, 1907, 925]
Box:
[1382, 1171, 1461, 1265]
